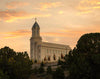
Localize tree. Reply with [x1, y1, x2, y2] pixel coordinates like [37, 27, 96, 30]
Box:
[64, 33, 100, 79]
[58, 58, 63, 65]
[38, 66, 44, 74]
[40, 61, 44, 67]
[0, 46, 33, 79]
[76, 33, 100, 53]
[47, 66, 52, 74]
[0, 70, 9, 79]
[38, 62, 45, 74]
[52, 67, 65, 79]
[32, 67, 38, 74]
[34, 60, 37, 63]
[13, 52, 33, 79]
[67, 53, 92, 79]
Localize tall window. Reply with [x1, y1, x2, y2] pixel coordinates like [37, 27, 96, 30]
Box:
[48, 56, 50, 61]
[44, 56, 46, 61]
[61, 53, 64, 59]
[53, 54, 56, 60]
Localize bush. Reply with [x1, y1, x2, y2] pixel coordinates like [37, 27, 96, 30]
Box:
[40, 61, 44, 67]
[38, 66, 44, 74]
[32, 67, 38, 74]
[47, 66, 52, 74]
[52, 67, 65, 79]
[0, 70, 9, 79]
[34, 60, 37, 63]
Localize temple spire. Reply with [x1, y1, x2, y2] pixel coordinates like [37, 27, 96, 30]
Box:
[35, 18, 37, 22]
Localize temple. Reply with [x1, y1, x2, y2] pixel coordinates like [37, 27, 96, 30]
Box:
[30, 20, 71, 62]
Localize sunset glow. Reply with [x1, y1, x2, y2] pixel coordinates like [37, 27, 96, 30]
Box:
[0, 0, 100, 55]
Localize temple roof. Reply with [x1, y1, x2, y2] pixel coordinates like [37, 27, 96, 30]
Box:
[32, 21, 40, 29]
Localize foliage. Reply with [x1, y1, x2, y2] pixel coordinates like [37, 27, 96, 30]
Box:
[38, 62, 45, 74]
[64, 33, 100, 79]
[76, 33, 100, 53]
[0, 46, 33, 79]
[47, 66, 52, 74]
[32, 67, 38, 74]
[38, 66, 44, 74]
[58, 58, 64, 65]
[40, 61, 44, 67]
[52, 67, 65, 79]
[0, 70, 9, 79]
[34, 60, 37, 63]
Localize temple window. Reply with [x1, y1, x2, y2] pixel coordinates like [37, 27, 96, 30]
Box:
[53, 54, 56, 60]
[61, 53, 64, 59]
[44, 56, 47, 61]
[48, 56, 50, 61]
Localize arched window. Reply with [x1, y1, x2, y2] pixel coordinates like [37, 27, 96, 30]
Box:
[48, 56, 50, 61]
[44, 56, 47, 61]
[53, 54, 56, 60]
[61, 53, 64, 59]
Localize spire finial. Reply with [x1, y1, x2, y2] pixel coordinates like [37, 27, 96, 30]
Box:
[35, 18, 37, 22]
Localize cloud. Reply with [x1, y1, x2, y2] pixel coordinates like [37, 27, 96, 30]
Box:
[6, 1, 29, 9]
[77, 0, 100, 14]
[3, 30, 31, 39]
[2, 26, 99, 49]
[3, 30, 70, 39]
[38, 2, 62, 10]
[3, 29, 86, 39]
[3, 25, 100, 41]
[0, 10, 51, 22]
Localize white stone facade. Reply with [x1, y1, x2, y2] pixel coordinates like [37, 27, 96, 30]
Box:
[30, 21, 71, 62]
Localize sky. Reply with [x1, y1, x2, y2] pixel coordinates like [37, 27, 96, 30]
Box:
[0, 0, 100, 55]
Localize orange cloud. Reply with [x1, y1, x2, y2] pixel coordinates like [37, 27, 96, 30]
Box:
[6, 1, 29, 9]
[3, 29, 74, 39]
[0, 10, 51, 22]
[77, 0, 100, 14]
[4, 31, 70, 39]
[38, 2, 62, 10]
[3, 30, 31, 39]
[2, 29, 86, 39]
[3, 25, 100, 39]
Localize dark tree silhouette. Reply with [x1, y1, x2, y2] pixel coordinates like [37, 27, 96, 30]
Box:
[0, 46, 33, 79]
[52, 67, 65, 79]
[64, 33, 100, 79]
[47, 66, 52, 74]
[76, 33, 100, 53]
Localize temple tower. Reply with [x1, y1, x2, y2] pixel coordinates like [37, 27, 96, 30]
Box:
[30, 19, 42, 62]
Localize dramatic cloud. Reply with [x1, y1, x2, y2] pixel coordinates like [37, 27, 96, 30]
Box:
[77, 0, 100, 14]
[38, 2, 62, 10]
[0, 10, 51, 22]
[6, 1, 29, 9]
